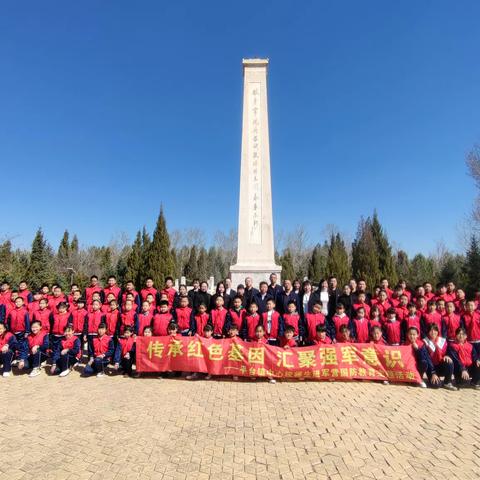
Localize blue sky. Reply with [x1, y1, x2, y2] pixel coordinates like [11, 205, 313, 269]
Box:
[1, 1, 479, 255]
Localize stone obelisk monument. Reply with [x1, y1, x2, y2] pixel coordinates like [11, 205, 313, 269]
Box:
[230, 58, 282, 287]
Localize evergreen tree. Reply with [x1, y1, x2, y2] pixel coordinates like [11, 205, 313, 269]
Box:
[144, 207, 175, 287]
[280, 249, 295, 281]
[183, 245, 198, 282]
[99, 247, 115, 283]
[196, 247, 208, 281]
[351, 218, 381, 288]
[439, 253, 466, 288]
[395, 250, 411, 283]
[70, 234, 79, 254]
[27, 228, 54, 289]
[325, 233, 350, 286]
[409, 254, 437, 287]
[139, 226, 152, 286]
[0, 241, 14, 282]
[371, 211, 397, 285]
[57, 230, 70, 263]
[464, 235, 480, 297]
[307, 243, 327, 283]
[126, 230, 143, 289]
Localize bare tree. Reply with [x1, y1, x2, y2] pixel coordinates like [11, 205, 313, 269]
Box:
[466, 144, 480, 225]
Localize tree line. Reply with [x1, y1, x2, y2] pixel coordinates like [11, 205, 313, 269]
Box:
[1, 209, 479, 296]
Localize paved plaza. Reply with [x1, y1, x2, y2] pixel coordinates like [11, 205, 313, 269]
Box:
[1, 373, 479, 480]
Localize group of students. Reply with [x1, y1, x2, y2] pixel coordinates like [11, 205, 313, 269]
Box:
[0, 274, 479, 390]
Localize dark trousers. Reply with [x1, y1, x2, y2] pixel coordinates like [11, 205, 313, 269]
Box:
[87, 334, 96, 358]
[84, 357, 109, 375]
[74, 334, 84, 360]
[120, 354, 135, 375]
[14, 332, 28, 360]
[57, 353, 78, 372]
[454, 364, 480, 385]
[428, 361, 454, 386]
[27, 351, 48, 369]
[0, 351, 14, 372]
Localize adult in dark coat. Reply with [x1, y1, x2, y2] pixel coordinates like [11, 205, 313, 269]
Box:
[193, 281, 211, 312]
[278, 279, 299, 315]
[267, 273, 283, 302]
[210, 281, 232, 310]
[327, 276, 342, 319]
[243, 277, 259, 308]
[253, 282, 273, 314]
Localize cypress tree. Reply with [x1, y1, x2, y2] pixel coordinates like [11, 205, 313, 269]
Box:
[280, 249, 295, 282]
[183, 245, 198, 282]
[145, 207, 175, 287]
[27, 228, 54, 289]
[70, 234, 79, 254]
[126, 230, 143, 289]
[395, 250, 411, 283]
[0, 241, 14, 282]
[197, 247, 208, 281]
[371, 212, 397, 285]
[464, 235, 480, 297]
[325, 233, 350, 286]
[409, 254, 436, 287]
[351, 218, 381, 288]
[307, 243, 327, 283]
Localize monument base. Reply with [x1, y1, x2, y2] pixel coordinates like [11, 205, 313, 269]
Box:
[229, 264, 282, 288]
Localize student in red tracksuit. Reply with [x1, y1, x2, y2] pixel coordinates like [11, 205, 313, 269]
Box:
[312, 325, 332, 345]
[352, 291, 370, 318]
[104, 300, 121, 338]
[21, 320, 49, 377]
[118, 300, 138, 336]
[370, 325, 387, 345]
[253, 324, 276, 384]
[33, 298, 51, 332]
[136, 301, 154, 337]
[141, 277, 159, 308]
[352, 307, 370, 343]
[114, 326, 136, 377]
[304, 302, 325, 345]
[48, 286, 68, 312]
[330, 303, 351, 342]
[88, 292, 102, 312]
[283, 301, 303, 343]
[462, 300, 480, 357]
[448, 327, 480, 389]
[28, 291, 43, 316]
[383, 308, 404, 346]
[86, 300, 105, 360]
[53, 325, 81, 377]
[18, 281, 33, 304]
[443, 301, 463, 343]
[369, 305, 382, 331]
[103, 275, 121, 303]
[121, 281, 141, 311]
[102, 293, 117, 313]
[421, 300, 444, 337]
[173, 295, 194, 336]
[6, 296, 30, 361]
[70, 297, 88, 353]
[0, 322, 17, 377]
[280, 325, 297, 348]
[423, 324, 457, 390]
[242, 301, 261, 341]
[49, 302, 71, 370]
[403, 303, 422, 336]
[152, 301, 174, 336]
[161, 277, 177, 308]
[209, 296, 230, 339]
[85, 275, 103, 305]
[83, 323, 115, 377]
[229, 296, 246, 333]
[394, 294, 409, 321]
[261, 298, 283, 345]
[193, 303, 209, 337]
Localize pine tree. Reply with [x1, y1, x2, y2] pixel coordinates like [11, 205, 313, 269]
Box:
[70, 235, 79, 254]
[27, 228, 54, 289]
[183, 245, 198, 282]
[351, 218, 381, 288]
[139, 226, 152, 286]
[464, 235, 480, 297]
[371, 212, 398, 285]
[325, 233, 350, 286]
[280, 249, 295, 281]
[144, 207, 175, 287]
[307, 243, 327, 283]
[126, 230, 143, 289]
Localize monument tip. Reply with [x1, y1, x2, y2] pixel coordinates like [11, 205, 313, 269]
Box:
[242, 58, 269, 67]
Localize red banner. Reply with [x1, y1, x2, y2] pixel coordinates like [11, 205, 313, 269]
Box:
[135, 336, 422, 383]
